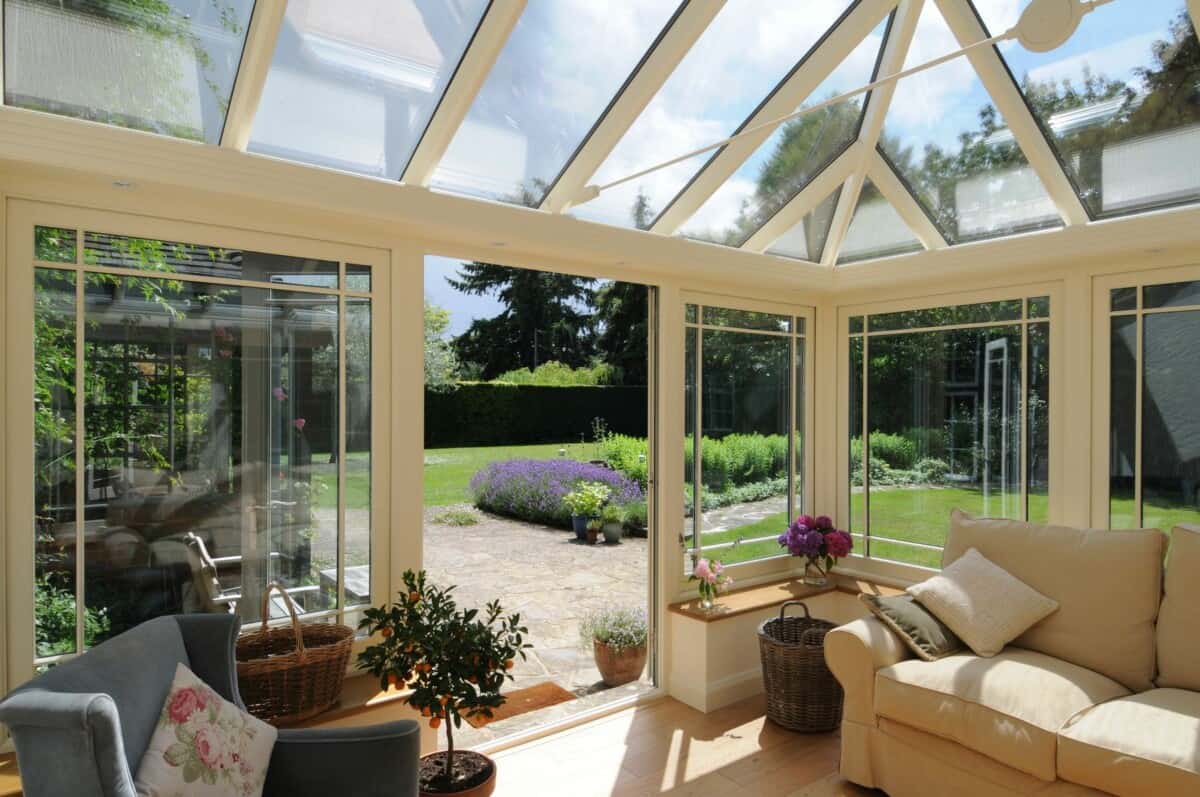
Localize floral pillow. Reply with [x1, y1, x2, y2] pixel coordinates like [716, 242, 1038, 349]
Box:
[134, 663, 277, 797]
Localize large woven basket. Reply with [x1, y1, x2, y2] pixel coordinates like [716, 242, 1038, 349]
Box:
[236, 583, 354, 726]
[758, 600, 843, 732]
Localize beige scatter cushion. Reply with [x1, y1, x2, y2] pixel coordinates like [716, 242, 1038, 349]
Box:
[1156, 525, 1200, 690]
[907, 547, 1059, 657]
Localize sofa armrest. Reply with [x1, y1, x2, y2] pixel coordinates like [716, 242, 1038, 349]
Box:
[0, 690, 138, 797]
[264, 721, 421, 797]
[825, 616, 913, 726]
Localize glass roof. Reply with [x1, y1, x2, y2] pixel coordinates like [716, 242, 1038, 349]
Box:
[428, 0, 680, 205]
[975, 0, 1200, 218]
[569, 0, 858, 229]
[6, 0, 1200, 266]
[248, 0, 489, 179]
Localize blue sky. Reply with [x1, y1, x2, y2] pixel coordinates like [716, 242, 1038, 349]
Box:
[424, 256, 503, 336]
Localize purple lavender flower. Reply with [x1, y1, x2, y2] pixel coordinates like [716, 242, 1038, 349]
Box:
[469, 459, 642, 529]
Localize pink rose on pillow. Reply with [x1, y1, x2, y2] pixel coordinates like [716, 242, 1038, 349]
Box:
[194, 727, 220, 769]
[168, 687, 206, 724]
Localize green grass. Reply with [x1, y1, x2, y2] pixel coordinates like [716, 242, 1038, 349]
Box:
[423, 441, 603, 507]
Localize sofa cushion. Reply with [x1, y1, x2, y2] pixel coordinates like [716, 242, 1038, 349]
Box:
[859, 593, 964, 661]
[943, 510, 1164, 691]
[875, 648, 1130, 782]
[1058, 689, 1200, 796]
[1156, 525, 1200, 691]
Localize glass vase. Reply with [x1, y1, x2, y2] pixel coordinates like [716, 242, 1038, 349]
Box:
[803, 557, 828, 587]
[697, 581, 715, 610]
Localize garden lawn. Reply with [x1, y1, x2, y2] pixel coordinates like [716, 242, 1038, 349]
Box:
[424, 441, 600, 507]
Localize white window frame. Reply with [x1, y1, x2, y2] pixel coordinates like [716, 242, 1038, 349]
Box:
[3, 200, 392, 691]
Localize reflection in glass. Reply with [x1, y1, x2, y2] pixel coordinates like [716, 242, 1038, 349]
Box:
[3, 0, 254, 144]
[977, 0, 1200, 217]
[431, 0, 678, 205]
[837, 179, 923, 264]
[765, 189, 842, 262]
[346, 264, 372, 293]
[35, 226, 76, 263]
[1028, 296, 1051, 319]
[868, 299, 1023, 333]
[1109, 315, 1137, 527]
[344, 297, 372, 608]
[1143, 280, 1200, 309]
[34, 269, 80, 657]
[1141, 311, 1200, 531]
[1111, 286, 1138, 312]
[701, 307, 790, 333]
[849, 316, 864, 334]
[1027, 321, 1050, 522]
[848, 335, 864, 536]
[878, 5, 1060, 243]
[248, 0, 489, 179]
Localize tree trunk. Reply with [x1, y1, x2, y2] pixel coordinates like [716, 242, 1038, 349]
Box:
[444, 712, 455, 785]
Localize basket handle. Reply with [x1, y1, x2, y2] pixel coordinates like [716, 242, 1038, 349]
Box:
[259, 581, 307, 660]
[779, 600, 811, 622]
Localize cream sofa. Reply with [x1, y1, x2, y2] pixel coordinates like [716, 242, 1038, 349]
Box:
[825, 512, 1200, 797]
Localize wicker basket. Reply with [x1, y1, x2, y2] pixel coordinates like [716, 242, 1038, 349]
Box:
[236, 583, 354, 726]
[757, 600, 843, 732]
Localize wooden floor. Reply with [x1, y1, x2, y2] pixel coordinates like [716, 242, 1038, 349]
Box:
[490, 694, 880, 797]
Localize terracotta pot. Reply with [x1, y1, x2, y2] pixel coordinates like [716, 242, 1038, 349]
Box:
[586, 527, 602, 544]
[418, 751, 496, 797]
[593, 640, 647, 687]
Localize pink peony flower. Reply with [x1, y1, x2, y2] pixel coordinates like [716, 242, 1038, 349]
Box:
[293, 418, 306, 431]
[194, 727, 220, 769]
[814, 515, 833, 530]
[827, 530, 853, 559]
[272, 387, 287, 401]
[693, 558, 712, 581]
[167, 687, 204, 724]
[796, 514, 816, 529]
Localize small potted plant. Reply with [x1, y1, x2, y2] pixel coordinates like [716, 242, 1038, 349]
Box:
[358, 570, 530, 797]
[580, 606, 648, 687]
[599, 503, 624, 544]
[777, 514, 853, 586]
[562, 482, 611, 541]
[689, 557, 734, 610]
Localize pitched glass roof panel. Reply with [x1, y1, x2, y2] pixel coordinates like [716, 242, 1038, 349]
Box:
[877, 4, 1061, 244]
[3, 0, 254, 144]
[570, 0, 857, 229]
[837, 179, 923, 264]
[428, 0, 680, 206]
[764, 188, 842, 262]
[677, 15, 889, 248]
[975, 0, 1200, 218]
[247, 0, 489, 179]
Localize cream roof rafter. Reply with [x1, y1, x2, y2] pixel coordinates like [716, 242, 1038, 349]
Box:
[219, 0, 287, 151]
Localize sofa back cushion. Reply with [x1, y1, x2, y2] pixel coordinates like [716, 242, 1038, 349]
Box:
[943, 510, 1165, 691]
[1156, 525, 1200, 690]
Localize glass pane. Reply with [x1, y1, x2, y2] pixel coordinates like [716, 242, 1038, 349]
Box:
[977, 0, 1200, 217]
[248, 0, 489, 179]
[4, 0, 254, 144]
[848, 335, 865, 536]
[865, 325, 1024, 568]
[80, 273, 341, 644]
[677, 16, 887, 246]
[697, 329, 790, 567]
[1111, 286, 1138, 312]
[849, 315, 864, 334]
[34, 268, 80, 658]
[684, 325, 697, 564]
[343, 297, 371, 608]
[430, 0, 679, 205]
[35, 226, 76, 263]
[1109, 315, 1138, 527]
[1142, 310, 1200, 531]
[837, 179, 923, 264]
[570, 1, 856, 229]
[764, 187, 842, 261]
[346, 264, 372, 293]
[1028, 295, 1051, 319]
[701, 307, 790, 333]
[793, 335, 806, 517]
[868, 299, 1023, 333]
[795, 317, 807, 335]
[685, 303, 698, 324]
[83, 233, 340, 288]
[1144, 280, 1200, 309]
[1027, 321, 1050, 522]
[878, 4, 1061, 244]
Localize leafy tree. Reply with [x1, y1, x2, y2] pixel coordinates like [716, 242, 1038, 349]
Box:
[424, 300, 460, 388]
[594, 281, 649, 386]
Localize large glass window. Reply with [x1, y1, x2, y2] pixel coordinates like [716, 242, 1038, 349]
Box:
[849, 297, 1050, 568]
[32, 226, 373, 666]
[685, 304, 807, 569]
[837, 179, 924, 264]
[3, 0, 254, 144]
[1107, 280, 1200, 531]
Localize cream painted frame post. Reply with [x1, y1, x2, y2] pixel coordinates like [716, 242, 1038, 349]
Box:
[3, 200, 393, 693]
[1089, 264, 1200, 529]
[835, 280, 1065, 584]
[677, 290, 817, 594]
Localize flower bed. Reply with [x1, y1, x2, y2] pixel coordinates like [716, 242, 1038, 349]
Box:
[469, 459, 643, 528]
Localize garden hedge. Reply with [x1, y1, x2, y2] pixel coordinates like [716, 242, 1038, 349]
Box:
[425, 384, 647, 447]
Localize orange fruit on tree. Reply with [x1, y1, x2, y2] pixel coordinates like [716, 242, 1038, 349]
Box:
[380, 627, 392, 638]
[421, 706, 431, 717]
[430, 717, 441, 729]
[387, 673, 399, 687]
[409, 591, 420, 603]
[505, 659, 515, 670]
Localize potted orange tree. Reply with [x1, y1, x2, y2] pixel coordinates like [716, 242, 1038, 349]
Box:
[358, 570, 530, 797]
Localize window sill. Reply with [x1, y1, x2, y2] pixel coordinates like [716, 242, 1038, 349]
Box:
[668, 572, 902, 623]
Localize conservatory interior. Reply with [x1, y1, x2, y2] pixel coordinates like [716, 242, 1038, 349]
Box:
[1, 0, 1199, 796]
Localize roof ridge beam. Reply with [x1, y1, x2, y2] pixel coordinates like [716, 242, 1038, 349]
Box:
[402, 0, 526, 186]
[219, 0, 288, 150]
[541, 1, 727, 214]
[650, 0, 899, 236]
[933, 0, 1089, 226]
[821, 0, 923, 265]
[741, 142, 860, 253]
[868, 148, 945, 249]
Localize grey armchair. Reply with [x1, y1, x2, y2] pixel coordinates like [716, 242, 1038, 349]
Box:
[0, 615, 419, 797]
